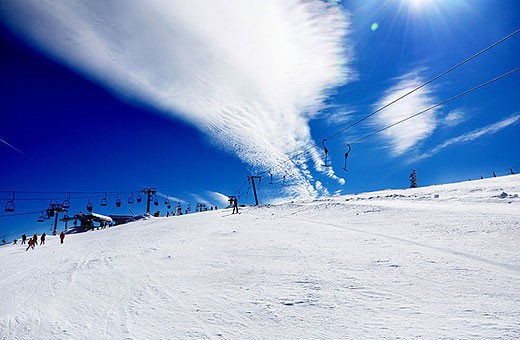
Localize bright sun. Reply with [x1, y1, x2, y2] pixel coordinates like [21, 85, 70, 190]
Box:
[405, 0, 438, 10]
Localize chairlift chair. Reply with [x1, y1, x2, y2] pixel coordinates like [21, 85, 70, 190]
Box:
[342, 144, 352, 172]
[37, 212, 45, 222]
[101, 193, 108, 207]
[136, 194, 142, 203]
[154, 196, 159, 206]
[321, 139, 331, 167]
[4, 200, 15, 213]
[128, 193, 134, 204]
[4, 192, 15, 212]
[62, 193, 71, 209]
[116, 195, 122, 208]
[86, 197, 93, 212]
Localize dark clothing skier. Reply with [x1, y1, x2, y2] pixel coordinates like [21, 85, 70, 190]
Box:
[60, 231, 65, 244]
[231, 197, 239, 214]
[32, 234, 38, 246]
[21, 234, 27, 245]
[409, 169, 418, 188]
[26, 238, 35, 251]
[40, 233, 46, 245]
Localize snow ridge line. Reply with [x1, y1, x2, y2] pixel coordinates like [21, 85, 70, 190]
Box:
[277, 215, 520, 275]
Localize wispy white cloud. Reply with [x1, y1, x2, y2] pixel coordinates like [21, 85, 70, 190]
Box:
[0, 0, 353, 200]
[413, 113, 520, 162]
[206, 191, 230, 206]
[322, 109, 356, 126]
[443, 110, 466, 127]
[189, 193, 211, 206]
[372, 70, 438, 156]
[155, 192, 188, 205]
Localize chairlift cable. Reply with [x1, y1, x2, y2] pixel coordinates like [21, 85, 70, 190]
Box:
[0, 210, 42, 218]
[249, 28, 520, 174]
[329, 67, 519, 153]
[323, 28, 520, 143]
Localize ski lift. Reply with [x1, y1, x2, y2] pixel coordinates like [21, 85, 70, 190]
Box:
[136, 194, 142, 203]
[115, 195, 122, 208]
[342, 144, 352, 172]
[128, 193, 134, 204]
[164, 196, 170, 206]
[86, 197, 93, 212]
[44, 210, 51, 219]
[4, 192, 15, 212]
[62, 193, 71, 209]
[321, 139, 331, 167]
[154, 196, 159, 206]
[100, 193, 107, 207]
[166, 203, 172, 210]
[4, 200, 15, 213]
[37, 211, 45, 222]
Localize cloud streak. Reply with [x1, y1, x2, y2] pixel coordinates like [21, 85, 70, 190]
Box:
[0, 138, 40, 165]
[372, 71, 438, 156]
[413, 113, 520, 162]
[0, 0, 352, 201]
[206, 191, 231, 206]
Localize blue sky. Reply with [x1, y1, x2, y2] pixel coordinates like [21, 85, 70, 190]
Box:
[1, 0, 519, 240]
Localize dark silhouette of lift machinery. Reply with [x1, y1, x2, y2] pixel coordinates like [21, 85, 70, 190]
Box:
[47, 203, 68, 235]
[248, 176, 262, 206]
[141, 188, 157, 214]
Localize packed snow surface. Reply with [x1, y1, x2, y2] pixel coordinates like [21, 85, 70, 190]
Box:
[1, 175, 519, 339]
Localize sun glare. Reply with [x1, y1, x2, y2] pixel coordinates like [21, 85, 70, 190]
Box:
[405, 0, 437, 10]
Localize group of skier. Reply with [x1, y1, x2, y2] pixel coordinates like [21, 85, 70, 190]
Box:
[19, 231, 66, 251]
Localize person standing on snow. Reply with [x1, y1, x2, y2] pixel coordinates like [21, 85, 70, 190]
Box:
[32, 234, 38, 246]
[232, 197, 239, 214]
[409, 169, 418, 188]
[26, 238, 35, 251]
[40, 232, 46, 245]
[21, 234, 27, 245]
[59, 231, 65, 244]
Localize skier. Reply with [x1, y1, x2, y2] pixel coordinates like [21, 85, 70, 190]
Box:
[32, 234, 38, 246]
[409, 169, 418, 188]
[40, 232, 46, 245]
[21, 234, 27, 245]
[232, 197, 239, 214]
[59, 231, 65, 244]
[26, 238, 35, 251]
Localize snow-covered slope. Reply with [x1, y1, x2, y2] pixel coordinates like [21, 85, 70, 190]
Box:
[1, 175, 519, 339]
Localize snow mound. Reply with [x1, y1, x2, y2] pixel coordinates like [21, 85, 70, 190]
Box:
[1, 175, 519, 339]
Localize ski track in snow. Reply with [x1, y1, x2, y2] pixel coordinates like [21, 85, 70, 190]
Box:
[1, 175, 519, 339]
